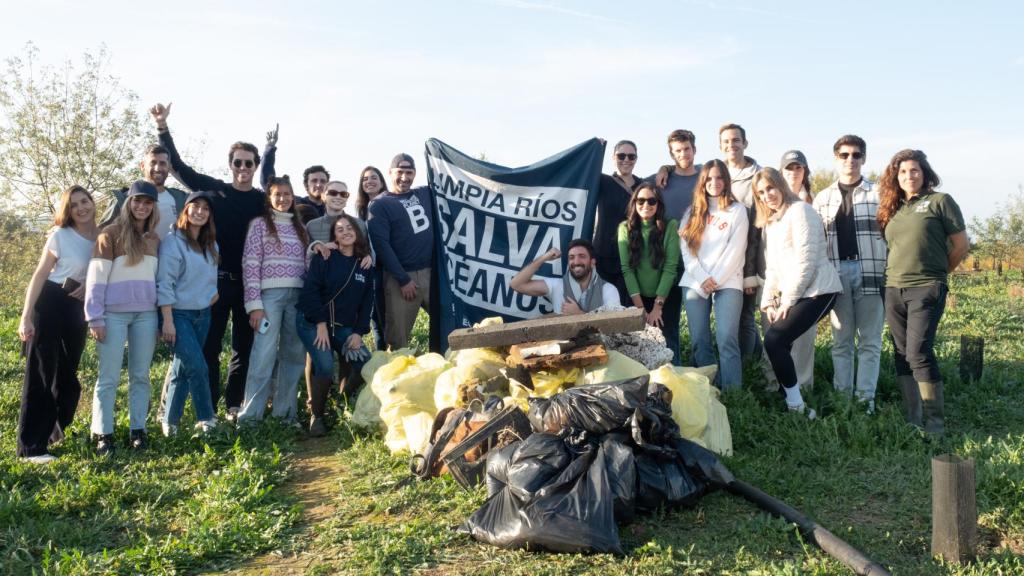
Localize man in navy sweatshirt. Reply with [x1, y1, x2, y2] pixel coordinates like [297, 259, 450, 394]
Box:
[151, 102, 266, 420]
[368, 154, 433, 350]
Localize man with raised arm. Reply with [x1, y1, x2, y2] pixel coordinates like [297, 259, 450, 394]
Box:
[511, 239, 620, 316]
[367, 154, 434, 350]
[151, 102, 266, 420]
[259, 125, 329, 219]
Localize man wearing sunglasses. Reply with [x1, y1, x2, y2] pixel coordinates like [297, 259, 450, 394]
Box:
[593, 140, 641, 307]
[151, 102, 267, 420]
[812, 134, 886, 412]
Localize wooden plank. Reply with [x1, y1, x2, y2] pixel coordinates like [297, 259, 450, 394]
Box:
[509, 343, 608, 371]
[447, 308, 645, 350]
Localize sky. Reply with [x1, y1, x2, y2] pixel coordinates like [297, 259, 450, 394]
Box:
[2, 0, 1022, 224]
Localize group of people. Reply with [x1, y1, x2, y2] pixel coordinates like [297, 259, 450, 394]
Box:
[14, 107, 967, 464]
[515, 127, 966, 426]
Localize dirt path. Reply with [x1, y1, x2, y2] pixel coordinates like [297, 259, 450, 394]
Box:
[214, 435, 346, 575]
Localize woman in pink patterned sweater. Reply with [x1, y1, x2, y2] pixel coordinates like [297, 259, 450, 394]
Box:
[238, 176, 310, 423]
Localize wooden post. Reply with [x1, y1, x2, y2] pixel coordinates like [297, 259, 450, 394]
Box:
[959, 335, 984, 382]
[931, 454, 977, 564]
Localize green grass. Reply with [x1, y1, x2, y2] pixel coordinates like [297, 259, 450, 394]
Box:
[1, 274, 1023, 574]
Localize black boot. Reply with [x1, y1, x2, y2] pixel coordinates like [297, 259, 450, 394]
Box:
[307, 375, 332, 437]
[95, 434, 115, 456]
[129, 428, 148, 450]
[898, 375, 922, 428]
[919, 380, 945, 436]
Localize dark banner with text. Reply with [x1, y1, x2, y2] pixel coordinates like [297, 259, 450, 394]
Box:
[425, 138, 604, 349]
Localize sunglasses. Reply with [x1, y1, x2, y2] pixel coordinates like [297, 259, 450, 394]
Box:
[636, 197, 658, 206]
[837, 152, 864, 160]
[326, 190, 350, 198]
[616, 153, 637, 161]
[232, 159, 255, 169]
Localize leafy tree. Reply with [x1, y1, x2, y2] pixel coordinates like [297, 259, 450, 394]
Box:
[0, 43, 145, 224]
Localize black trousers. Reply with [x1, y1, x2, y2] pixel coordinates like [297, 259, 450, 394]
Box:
[764, 293, 837, 389]
[17, 281, 87, 457]
[885, 284, 947, 382]
[597, 257, 633, 308]
[203, 274, 254, 411]
[641, 285, 683, 366]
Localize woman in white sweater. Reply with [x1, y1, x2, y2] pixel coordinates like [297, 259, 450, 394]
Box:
[753, 168, 841, 417]
[779, 150, 817, 391]
[678, 159, 749, 390]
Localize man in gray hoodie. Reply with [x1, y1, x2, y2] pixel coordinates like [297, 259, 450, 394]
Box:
[718, 124, 767, 362]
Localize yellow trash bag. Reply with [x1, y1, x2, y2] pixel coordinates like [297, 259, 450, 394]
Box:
[508, 367, 582, 412]
[351, 348, 415, 431]
[372, 353, 451, 454]
[703, 394, 733, 457]
[435, 344, 509, 410]
[582, 351, 649, 385]
[649, 364, 713, 441]
[648, 364, 733, 456]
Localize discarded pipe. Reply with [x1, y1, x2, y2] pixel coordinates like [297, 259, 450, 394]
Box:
[728, 479, 891, 576]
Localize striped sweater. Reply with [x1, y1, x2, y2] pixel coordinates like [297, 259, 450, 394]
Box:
[243, 211, 308, 312]
[84, 223, 160, 327]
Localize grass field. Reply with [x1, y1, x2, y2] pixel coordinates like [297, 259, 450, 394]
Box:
[1, 270, 1022, 575]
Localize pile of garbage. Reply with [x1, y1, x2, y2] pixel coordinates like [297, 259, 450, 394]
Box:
[460, 376, 735, 554]
[352, 314, 733, 458]
[348, 313, 893, 572]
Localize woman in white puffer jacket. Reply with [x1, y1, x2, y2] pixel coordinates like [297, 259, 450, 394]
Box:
[752, 168, 842, 417]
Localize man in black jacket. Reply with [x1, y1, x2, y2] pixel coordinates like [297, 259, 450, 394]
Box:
[150, 102, 266, 420]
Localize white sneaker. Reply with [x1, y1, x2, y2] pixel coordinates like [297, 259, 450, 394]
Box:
[194, 419, 218, 434]
[161, 422, 178, 437]
[788, 403, 817, 421]
[22, 454, 57, 465]
[225, 407, 240, 423]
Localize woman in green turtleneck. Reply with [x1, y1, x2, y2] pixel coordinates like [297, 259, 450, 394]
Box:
[617, 183, 682, 365]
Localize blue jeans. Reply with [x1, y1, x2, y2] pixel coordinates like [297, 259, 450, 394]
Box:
[683, 287, 743, 390]
[295, 315, 369, 379]
[163, 308, 215, 426]
[238, 288, 305, 422]
[830, 260, 885, 401]
[91, 310, 158, 435]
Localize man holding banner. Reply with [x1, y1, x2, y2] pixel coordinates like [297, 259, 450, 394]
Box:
[509, 240, 620, 315]
[368, 154, 434, 350]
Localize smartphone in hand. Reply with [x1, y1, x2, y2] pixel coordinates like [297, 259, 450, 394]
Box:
[258, 317, 271, 334]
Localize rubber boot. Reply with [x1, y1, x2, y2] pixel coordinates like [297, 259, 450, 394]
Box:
[898, 375, 922, 428]
[338, 360, 365, 400]
[306, 374, 332, 437]
[918, 380, 945, 436]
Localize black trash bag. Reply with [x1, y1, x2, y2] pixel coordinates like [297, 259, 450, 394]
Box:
[600, 433, 637, 524]
[625, 383, 733, 511]
[673, 436, 735, 487]
[528, 376, 651, 435]
[633, 450, 706, 513]
[485, 433, 574, 500]
[460, 441, 623, 554]
[484, 441, 519, 497]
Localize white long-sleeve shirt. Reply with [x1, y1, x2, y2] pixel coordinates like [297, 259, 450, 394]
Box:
[761, 201, 842, 310]
[679, 198, 749, 298]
